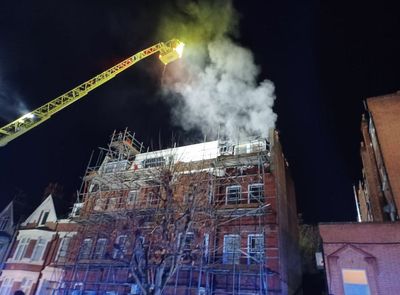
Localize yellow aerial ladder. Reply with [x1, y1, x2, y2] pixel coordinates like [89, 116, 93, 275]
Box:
[0, 39, 184, 147]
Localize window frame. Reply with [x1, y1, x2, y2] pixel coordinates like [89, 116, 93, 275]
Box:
[112, 235, 128, 259]
[31, 237, 47, 261]
[223, 234, 241, 264]
[93, 238, 108, 259]
[342, 268, 371, 295]
[225, 185, 242, 205]
[247, 234, 264, 264]
[0, 278, 13, 295]
[248, 183, 265, 204]
[56, 236, 71, 262]
[14, 237, 30, 260]
[79, 238, 93, 260]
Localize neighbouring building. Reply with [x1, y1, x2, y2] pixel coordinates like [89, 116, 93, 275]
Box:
[319, 222, 400, 295]
[319, 91, 400, 295]
[0, 202, 15, 270]
[0, 195, 77, 295]
[0, 129, 302, 294]
[355, 91, 400, 221]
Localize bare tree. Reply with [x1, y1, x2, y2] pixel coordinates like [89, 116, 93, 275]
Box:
[127, 168, 215, 295]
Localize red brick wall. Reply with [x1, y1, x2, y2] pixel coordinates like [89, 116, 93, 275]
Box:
[320, 222, 400, 295]
[367, 92, 400, 214]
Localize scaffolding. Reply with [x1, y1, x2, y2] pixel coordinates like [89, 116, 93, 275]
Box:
[48, 131, 282, 295]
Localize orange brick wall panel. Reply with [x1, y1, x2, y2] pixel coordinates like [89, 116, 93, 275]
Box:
[367, 93, 400, 211]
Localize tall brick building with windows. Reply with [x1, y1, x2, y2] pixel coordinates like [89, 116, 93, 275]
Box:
[355, 91, 400, 221]
[0, 130, 301, 294]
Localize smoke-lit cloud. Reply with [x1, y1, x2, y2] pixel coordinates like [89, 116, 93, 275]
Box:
[158, 0, 277, 140]
[0, 73, 28, 122]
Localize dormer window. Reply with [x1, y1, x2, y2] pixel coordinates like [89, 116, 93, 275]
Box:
[40, 211, 49, 226]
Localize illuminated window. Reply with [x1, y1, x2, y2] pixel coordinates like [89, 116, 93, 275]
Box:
[342, 269, 371, 295]
[14, 237, 29, 260]
[226, 186, 242, 204]
[248, 183, 264, 203]
[223, 234, 241, 264]
[31, 237, 47, 261]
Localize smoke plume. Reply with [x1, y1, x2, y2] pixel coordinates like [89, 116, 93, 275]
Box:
[0, 73, 28, 122]
[158, 0, 276, 140]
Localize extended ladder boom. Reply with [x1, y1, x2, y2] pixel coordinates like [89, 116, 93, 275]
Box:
[0, 39, 184, 147]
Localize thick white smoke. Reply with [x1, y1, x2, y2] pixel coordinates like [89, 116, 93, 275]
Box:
[163, 37, 276, 140]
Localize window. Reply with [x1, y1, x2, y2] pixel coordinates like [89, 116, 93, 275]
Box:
[71, 203, 83, 217]
[57, 237, 71, 262]
[142, 157, 165, 168]
[183, 232, 194, 252]
[223, 234, 241, 264]
[0, 278, 13, 295]
[94, 198, 104, 211]
[40, 211, 49, 225]
[107, 197, 117, 211]
[31, 237, 47, 261]
[226, 186, 242, 204]
[93, 238, 108, 259]
[14, 237, 29, 260]
[248, 184, 264, 203]
[127, 190, 138, 205]
[247, 234, 264, 264]
[20, 277, 33, 294]
[203, 234, 209, 262]
[113, 235, 127, 259]
[342, 269, 371, 295]
[79, 238, 93, 259]
[147, 191, 159, 206]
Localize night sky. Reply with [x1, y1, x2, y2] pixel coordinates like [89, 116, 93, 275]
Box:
[0, 1, 399, 222]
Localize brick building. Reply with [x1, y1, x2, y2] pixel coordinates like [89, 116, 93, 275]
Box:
[0, 129, 301, 294]
[355, 91, 400, 221]
[319, 222, 400, 295]
[319, 91, 400, 295]
[0, 202, 15, 270]
[0, 195, 77, 295]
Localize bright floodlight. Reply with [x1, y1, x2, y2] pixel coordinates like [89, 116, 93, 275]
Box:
[159, 40, 185, 65]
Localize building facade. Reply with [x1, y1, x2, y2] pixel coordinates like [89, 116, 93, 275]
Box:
[0, 202, 15, 270]
[355, 91, 400, 221]
[319, 91, 400, 295]
[0, 129, 301, 294]
[319, 222, 400, 295]
[0, 195, 77, 295]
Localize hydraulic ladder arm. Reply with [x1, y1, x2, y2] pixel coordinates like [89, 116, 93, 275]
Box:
[0, 39, 184, 147]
